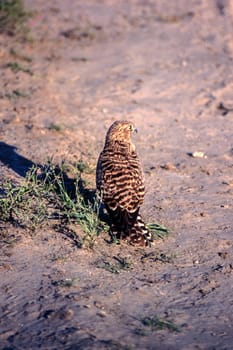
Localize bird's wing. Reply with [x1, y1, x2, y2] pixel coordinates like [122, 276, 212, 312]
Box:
[100, 150, 145, 213]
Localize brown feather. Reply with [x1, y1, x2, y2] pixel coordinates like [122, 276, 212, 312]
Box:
[96, 120, 152, 246]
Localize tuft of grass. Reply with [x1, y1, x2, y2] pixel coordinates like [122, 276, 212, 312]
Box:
[0, 162, 107, 246]
[141, 251, 175, 264]
[52, 278, 77, 288]
[47, 123, 62, 132]
[146, 222, 169, 240]
[142, 316, 180, 332]
[113, 256, 133, 270]
[7, 61, 33, 75]
[48, 164, 107, 247]
[0, 89, 29, 100]
[98, 261, 121, 274]
[0, 0, 30, 36]
[0, 167, 54, 231]
[96, 256, 133, 274]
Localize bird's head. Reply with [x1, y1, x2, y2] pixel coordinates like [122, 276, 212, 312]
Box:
[105, 120, 137, 144]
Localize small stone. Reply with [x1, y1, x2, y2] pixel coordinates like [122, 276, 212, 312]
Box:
[160, 163, 177, 171]
[96, 310, 107, 317]
[188, 151, 207, 158]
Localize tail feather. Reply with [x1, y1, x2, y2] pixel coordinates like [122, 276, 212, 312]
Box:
[129, 213, 153, 246]
[109, 209, 153, 246]
[106, 204, 139, 238]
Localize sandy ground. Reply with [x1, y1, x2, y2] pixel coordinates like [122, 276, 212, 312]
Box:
[0, 1, 233, 349]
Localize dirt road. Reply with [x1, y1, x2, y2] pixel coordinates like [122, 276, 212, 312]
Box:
[0, 1, 233, 349]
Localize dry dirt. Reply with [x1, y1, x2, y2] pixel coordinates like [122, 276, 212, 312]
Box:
[0, 1, 233, 349]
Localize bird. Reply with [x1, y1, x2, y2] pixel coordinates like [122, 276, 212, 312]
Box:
[96, 120, 152, 246]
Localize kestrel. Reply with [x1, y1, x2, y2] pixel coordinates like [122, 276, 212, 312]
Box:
[96, 120, 152, 246]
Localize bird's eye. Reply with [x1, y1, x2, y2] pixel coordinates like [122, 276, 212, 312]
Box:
[129, 124, 134, 131]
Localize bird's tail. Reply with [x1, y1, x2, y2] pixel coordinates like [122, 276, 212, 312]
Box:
[108, 206, 153, 246]
[129, 213, 153, 246]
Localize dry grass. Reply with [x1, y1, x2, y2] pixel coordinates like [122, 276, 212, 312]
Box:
[0, 161, 169, 247]
[0, 0, 30, 36]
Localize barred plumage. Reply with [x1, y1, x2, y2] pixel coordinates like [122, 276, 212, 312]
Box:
[96, 120, 152, 246]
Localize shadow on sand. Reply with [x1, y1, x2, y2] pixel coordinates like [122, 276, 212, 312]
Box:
[0, 142, 108, 240]
[0, 141, 92, 200]
[0, 142, 38, 178]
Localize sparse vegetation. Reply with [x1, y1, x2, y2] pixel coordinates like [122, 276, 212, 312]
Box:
[97, 261, 122, 274]
[52, 278, 77, 288]
[141, 251, 175, 263]
[1, 89, 29, 99]
[0, 0, 30, 36]
[0, 166, 52, 231]
[141, 315, 180, 332]
[146, 222, 169, 240]
[7, 61, 33, 75]
[0, 161, 169, 247]
[0, 162, 107, 246]
[96, 256, 133, 274]
[47, 123, 63, 132]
